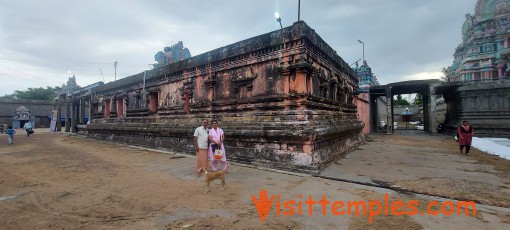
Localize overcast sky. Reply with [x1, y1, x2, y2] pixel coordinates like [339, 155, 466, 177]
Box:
[0, 0, 477, 96]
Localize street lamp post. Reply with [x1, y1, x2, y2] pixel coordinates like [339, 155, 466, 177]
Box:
[298, 0, 301, 21]
[114, 61, 118, 81]
[275, 12, 283, 29]
[275, 12, 285, 51]
[357, 40, 364, 64]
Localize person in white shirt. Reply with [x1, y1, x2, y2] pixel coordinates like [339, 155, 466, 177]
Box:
[23, 121, 33, 137]
[194, 119, 209, 176]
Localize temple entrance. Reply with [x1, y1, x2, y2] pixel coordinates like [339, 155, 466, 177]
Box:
[13, 106, 34, 129]
[369, 79, 444, 135]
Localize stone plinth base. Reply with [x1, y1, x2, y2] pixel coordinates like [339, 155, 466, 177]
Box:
[87, 111, 364, 175]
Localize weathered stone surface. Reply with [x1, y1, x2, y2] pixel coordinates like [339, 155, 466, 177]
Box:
[445, 80, 510, 137]
[87, 21, 364, 174]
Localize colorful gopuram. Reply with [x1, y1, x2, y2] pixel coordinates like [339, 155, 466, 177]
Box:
[354, 60, 380, 92]
[87, 21, 364, 174]
[446, 0, 510, 82]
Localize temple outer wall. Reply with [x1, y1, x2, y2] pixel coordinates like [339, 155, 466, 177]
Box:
[354, 93, 370, 134]
[0, 99, 52, 128]
[445, 80, 510, 137]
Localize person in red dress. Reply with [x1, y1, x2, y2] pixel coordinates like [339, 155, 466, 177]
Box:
[457, 121, 474, 155]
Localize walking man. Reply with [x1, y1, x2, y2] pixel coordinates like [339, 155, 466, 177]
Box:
[23, 121, 33, 137]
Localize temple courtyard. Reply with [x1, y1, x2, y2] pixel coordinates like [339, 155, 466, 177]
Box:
[1, 130, 510, 229]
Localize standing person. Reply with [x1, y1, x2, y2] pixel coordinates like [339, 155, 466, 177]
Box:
[194, 119, 209, 176]
[74, 121, 78, 133]
[208, 120, 228, 172]
[23, 121, 33, 137]
[457, 120, 474, 155]
[6, 126, 16, 144]
[437, 122, 444, 133]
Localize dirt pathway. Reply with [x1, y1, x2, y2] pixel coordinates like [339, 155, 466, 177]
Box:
[321, 132, 510, 208]
[1, 132, 509, 229]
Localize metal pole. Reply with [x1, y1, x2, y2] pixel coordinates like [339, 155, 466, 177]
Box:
[275, 13, 284, 50]
[114, 61, 118, 81]
[357, 40, 365, 64]
[298, 0, 301, 21]
[143, 70, 146, 91]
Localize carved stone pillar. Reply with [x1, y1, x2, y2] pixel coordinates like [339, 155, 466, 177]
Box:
[205, 76, 216, 101]
[307, 71, 314, 95]
[56, 97, 62, 131]
[88, 98, 94, 124]
[329, 78, 338, 100]
[111, 96, 117, 117]
[280, 69, 291, 94]
[386, 87, 393, 135]
[429, 86, 438, 134]
[64, 97, 70, 132]
[71, 102, 77, 133]
[79, 98, 85, 124]
[179, 79, 193, 113]
[293, 68, 309, 93]
[116, 96, 124, 117]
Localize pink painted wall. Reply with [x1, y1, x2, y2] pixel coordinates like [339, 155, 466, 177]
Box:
[355, 93, 370, 134]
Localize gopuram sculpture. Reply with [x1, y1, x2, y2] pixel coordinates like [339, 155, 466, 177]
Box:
[87, 21, 364, 174]
[154, 41, 192, 67]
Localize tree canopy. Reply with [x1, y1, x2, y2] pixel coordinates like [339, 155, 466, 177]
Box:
[2, 86, 62, 101]
[413, 94, 423, 105]
[393, 94, 410, 106]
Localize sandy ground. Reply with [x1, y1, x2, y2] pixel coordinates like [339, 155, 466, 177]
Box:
[1, 131, 295, 229]
[321, 131, 510, 208]
[1, 129, 510, 229]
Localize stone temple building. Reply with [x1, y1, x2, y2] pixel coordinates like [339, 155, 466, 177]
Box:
[87, 21, 364, 174]
[446, 0, 510, 82]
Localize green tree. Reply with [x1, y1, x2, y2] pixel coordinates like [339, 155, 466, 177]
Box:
[13, 87, 59, 100]
[413, 94, 423, 105]
[440, 68, 448, 82]
[0, 94, 16, 99]
[393, 94, 410, 105]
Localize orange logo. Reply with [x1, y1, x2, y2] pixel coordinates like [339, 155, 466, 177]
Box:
[251, 190, 477, 223]
[251, 190, 274, 222]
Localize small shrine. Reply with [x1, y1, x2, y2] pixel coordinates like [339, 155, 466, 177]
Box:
[13, 106, 34, 129]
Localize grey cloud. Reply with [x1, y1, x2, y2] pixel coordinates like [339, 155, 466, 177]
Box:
[0, 0, 478, 95]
